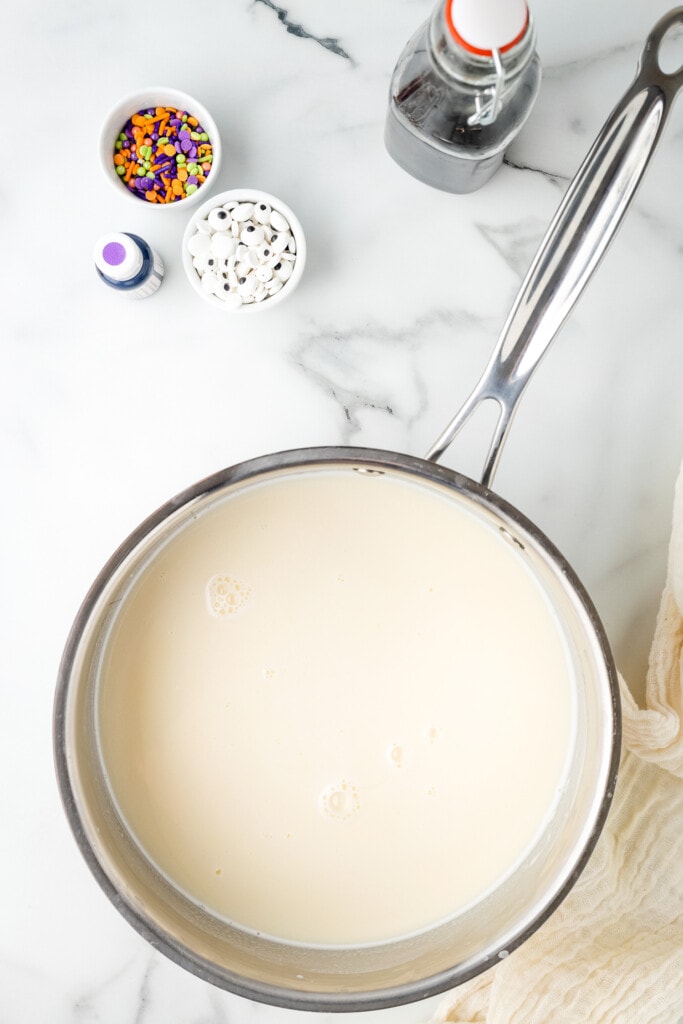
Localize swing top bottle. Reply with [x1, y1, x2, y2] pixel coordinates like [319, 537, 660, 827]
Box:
[385, 0, 541, 194]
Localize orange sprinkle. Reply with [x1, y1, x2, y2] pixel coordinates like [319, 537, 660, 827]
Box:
[115, 104, 213, 203]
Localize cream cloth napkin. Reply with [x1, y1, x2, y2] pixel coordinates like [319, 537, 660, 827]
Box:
[433, 467, 683, 1024]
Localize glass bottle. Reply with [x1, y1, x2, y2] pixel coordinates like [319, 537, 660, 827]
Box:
[385, 0, 541, 193]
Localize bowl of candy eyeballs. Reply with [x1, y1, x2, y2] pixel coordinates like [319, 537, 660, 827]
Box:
[99, 87, 221, 209]
[182, 189, 306, 311]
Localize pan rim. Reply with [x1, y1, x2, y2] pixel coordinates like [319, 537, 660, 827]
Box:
[53, 445, 622, 1012]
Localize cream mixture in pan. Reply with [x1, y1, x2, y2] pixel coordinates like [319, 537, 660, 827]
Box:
[97, 469, 575, 946]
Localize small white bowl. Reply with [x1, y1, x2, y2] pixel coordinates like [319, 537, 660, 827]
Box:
[99, 87, 221, 210]
[182, 189, 306, 312]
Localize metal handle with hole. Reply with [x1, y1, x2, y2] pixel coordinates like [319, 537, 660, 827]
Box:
[426, 7, 683, 486]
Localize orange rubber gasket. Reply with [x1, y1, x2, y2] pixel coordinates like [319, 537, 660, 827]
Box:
[445, 1, 529, 56]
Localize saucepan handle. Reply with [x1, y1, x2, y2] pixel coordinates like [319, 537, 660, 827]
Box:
[426, 7, 683, 486]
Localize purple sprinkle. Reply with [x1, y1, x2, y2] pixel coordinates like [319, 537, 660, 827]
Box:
[187, 175, 198, 184]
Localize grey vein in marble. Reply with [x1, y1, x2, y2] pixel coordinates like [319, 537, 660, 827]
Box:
[477, 216, 551, 279]
[254, 0, 354, 62]
[291, 309, 477, 446]
[502, 152, 571, 187]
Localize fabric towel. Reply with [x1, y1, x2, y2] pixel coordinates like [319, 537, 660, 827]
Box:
[433, 466, 683, 1024]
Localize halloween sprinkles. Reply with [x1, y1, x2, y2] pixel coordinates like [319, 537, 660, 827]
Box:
[113, 106, 214, 203]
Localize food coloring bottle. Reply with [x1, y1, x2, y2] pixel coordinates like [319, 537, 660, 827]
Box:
[385, 0, 541, 193]
[94, 232, 164, 297]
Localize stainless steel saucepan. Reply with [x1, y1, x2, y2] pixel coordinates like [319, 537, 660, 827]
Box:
[54, 11, 683, 1014]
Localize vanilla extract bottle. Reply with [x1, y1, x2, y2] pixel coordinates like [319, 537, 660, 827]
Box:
[385, 0, 541, 193]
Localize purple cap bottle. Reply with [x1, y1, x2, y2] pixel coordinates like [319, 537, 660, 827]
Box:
[94, 232, 164, 298]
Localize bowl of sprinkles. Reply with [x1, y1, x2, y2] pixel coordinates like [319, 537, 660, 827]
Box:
[99, 87, 220, 207]
[182, 190, 305, 311]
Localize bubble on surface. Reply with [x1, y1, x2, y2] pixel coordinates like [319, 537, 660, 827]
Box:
[320, 780, 360, 821]
[388, 743, 404, 768]
[206, 574, 252, 616]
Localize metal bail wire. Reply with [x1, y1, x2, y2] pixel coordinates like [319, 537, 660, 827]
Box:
[468, 48, 505, 126]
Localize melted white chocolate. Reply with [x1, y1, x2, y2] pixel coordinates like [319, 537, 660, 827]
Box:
[97, 469, 575, 946]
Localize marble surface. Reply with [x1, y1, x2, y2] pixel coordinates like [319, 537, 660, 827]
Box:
[3, 0, 683, 1020]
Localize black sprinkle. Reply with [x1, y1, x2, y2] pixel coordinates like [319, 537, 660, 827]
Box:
[217, 210, 228, 219]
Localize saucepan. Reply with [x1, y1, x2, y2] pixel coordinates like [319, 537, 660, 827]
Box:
[54, 11, 683, 1014]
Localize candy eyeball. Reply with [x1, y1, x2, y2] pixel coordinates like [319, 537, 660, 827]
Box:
[208, 207, 231, 230]
[186, 195, 302, 310]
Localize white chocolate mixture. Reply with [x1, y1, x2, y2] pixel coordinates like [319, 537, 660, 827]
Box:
[97, 469, 575, 946]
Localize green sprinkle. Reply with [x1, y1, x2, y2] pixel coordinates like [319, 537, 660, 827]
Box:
[115, 140, 123, 150]
[145, 171, 155, 179]
[175, 153, 186, 165]
[200, 132, 209, 141]
[115, 165, 126, 176]
[190, 131, 200, 141]
[136, 167, 146, 176]
[185, 183, 198, 195]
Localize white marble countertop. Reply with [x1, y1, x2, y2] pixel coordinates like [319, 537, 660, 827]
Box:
[3, 0, 683, 1020]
